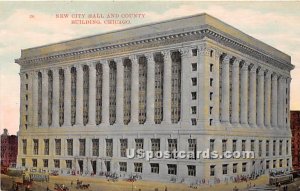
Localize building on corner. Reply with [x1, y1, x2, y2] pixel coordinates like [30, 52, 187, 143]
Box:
[1, 129, 18, 168]
[15, 13, 294, 183]
[291, 111, 300, 170]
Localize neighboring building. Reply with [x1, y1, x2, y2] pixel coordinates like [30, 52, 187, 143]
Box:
[291, 111, 300, 170]
[1, 129, 18, 167]
[15, 13, 294, 183]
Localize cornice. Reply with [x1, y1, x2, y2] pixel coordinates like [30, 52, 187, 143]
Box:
[16, 27, 294, 72]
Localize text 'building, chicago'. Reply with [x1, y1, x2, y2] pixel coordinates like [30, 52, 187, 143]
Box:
[15, 13, 294, 182]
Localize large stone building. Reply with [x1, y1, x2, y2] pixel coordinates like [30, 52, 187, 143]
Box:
[1, 129, 18, 167]
[15, 14, 294, 183]
[291, 111, 300, 170]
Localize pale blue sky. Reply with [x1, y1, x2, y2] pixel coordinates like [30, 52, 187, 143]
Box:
[1, 1, 299, 135]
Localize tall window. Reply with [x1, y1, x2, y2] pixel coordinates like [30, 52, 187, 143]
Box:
[188, 139, 196, 159]
[38, 72, 42, 126]
[71, 67, 77, 126]
[286, 140, 289, 155]
[242, 140, 246, 152]
[222, 164, 228, 174]
[232, 140, 237, 152]
[67, 139, 73, 156]
[259, 140, 262, 157]
[279, 140, 283, 156]
[59, 69, 64, 126]
[134, 163, 143, 173]
[119, 162, 127, 172]
[109, 62, 117, 125]
[123, 59, 132, 125]
[66, 160, 72, 169]
[120, 139, 128, 157]
[266, 140, 270, 156]
[55, 139, 61, 155]
[151, 139, 160, 152]
[168, 139, 177, 159]
[92, 139, 99, 156]
[219, 56, 223, 120]
[32, 159, 37, 167]
[106, 139, 113, 157]
[273, 140, 276, 156]
[222, 139, 227, 154]
[96, 64, 103, 125]
[33, 139, 39, 155]
[79, 139, 86, 156]
[48, 70, 53, 126]
[150, 163, 159, 174]
[251, 140, 255, 152]
[135, 139, 144, 150]
[171, 51, 181, 123]
[154, 53, 164, 124]
[83, 65, 89, 125]
[22, 139, 27, 155]
[188, 165, 196, 176]
[44, 139, 49, 155]
[210, 165, 215, 176]
[139, 56, 147, 124]
[167, 164, 177, 175]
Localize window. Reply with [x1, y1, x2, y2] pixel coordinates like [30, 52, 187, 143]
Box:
[191, 118, 197, 126]
[233, 163, 237, 173]
[70, 67, 76, 126]
[79, 139, 86, 156]
[210, 165, 215, 176]
[134, 163, 143, 173]
[192, 63, 197, 71]
[96, 64, 103, 125]
[44, 139, 49, 155]
[26, 84, 28, 90]
[242, 140, 246, 152]
[188, 165, 196, 176]
[109, 62, 117, 125]
[32, 159, 37, 167]
[33, 139, 39, 155]
[188, 139, 196, 159]
[242, 162, 247, 172]
[123, 59, 132, 125]
[266, 160, 270, 169]
[83, 65, 89, 126]
[251, 140, 255, 152]
[232, 140, 237, 152]
[191, 92, 197, 100]
[119, 162, 127, 172]
[167, 164, 177, 175]
[66, 160, 72, 169]
[150, 163, 159, 174]
[22, 139, 27, 155]
[273, 160, 276, 168]
[273, 140, 276, 156]
[210, 139, 215, 151]
[171, 51, 181, 124]
[222, 140, 227, 154]
[287, 159, 290, 167]
[210, 92, 213, 101]
[59, 69, 64, 126]
[279, 140, 283, 156]
[192, 78, 197, 86]
[279, 159, 283, 167]
[151, 139, 160, 152]
[209, 119, 213, 126]
[138, 57, 147, 124]
[168, 139, 177, 159]
[43, 159, 48, 168]
[210, 78, 213, 87]
[55, 139, 61, 155]
[67, 139, 73, 156]
[92, 139, 99, 156]
[259, 140, 262, 157]
[191, 106, 197, 114]
[106, 139, 113, 157]
[54, 159, 60, 168]
[120, 139, 128, 157]
[22, 158, 26, 167]
[266, 140, 269, 157]
[210, 64, 213, 72]
[192, 49, 197, 56]
[209, 106, 213, 115]
[135, 139, 144, 152]
[222, 164, 228, 174]
[286, 140, 289, 155]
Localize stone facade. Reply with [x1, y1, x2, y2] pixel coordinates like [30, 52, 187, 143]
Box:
[291, 111, 300, 170]
[15, 13, 294, 183]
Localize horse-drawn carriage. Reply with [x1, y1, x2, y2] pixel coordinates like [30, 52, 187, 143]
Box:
[76, 180, 90, 189]
[54, 183, 69, 191]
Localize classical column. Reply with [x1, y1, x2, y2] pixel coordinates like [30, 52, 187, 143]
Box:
[271, 73, 278, 127]
[277, 77, 283, 128]
[249, 65, 257, 127]
[88, 63, 96, 126]
[102, 61, 110, 125]
[287, 78, 291, 129]
[221, 55, 230, 123]
[115, 58, 124, 125]
[52, 68, 60, 127]
[32, 71, 39, 128]
[76, 64, 83, 126]
[129, 55, 139, 125]
[145, 53, 155, 125]
[257, 68, 264, 127]
[282, 78, 287, 129]
[19, 73, 25, 129]
[162, 50, 172, 124]
[231, 59, 240, 124]
[240, 62, 249, 125]
[41, 69, 49, 127]
[64, 66, 72, 126]
[213, 51, 221, 125]
[180, 47, 191, 126]
[264, 71, 271, 128]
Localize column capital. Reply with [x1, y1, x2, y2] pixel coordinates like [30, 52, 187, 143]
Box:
[272, 73, 278, 80]
[162, 50, 171, 60]
[233, 58, 241, 66]
[87, 62, 96, 68]
[241, 61, 249, 70]
[114, 57, 123, 64]
[128, 55, 138, 63]
[179, 47, 191, 57]
[264, 70, 272, 78]
[287, 77, 291, 84]
[222, 54, 231, 64]
[249, 64, 258, 73]
[75, 64, 83, 70]
[145, 53, 154, 62]
[100, 60, 109, 65]
[257, 67, 265, 76]
[41, 69, 48, 75]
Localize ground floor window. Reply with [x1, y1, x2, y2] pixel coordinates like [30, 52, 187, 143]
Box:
[119, 162, 127, 172]
[150, 163, 159, 174]
[167, 164, 177, 175]
[134, 163, 143, 173]
[187, 165, 196, 176]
